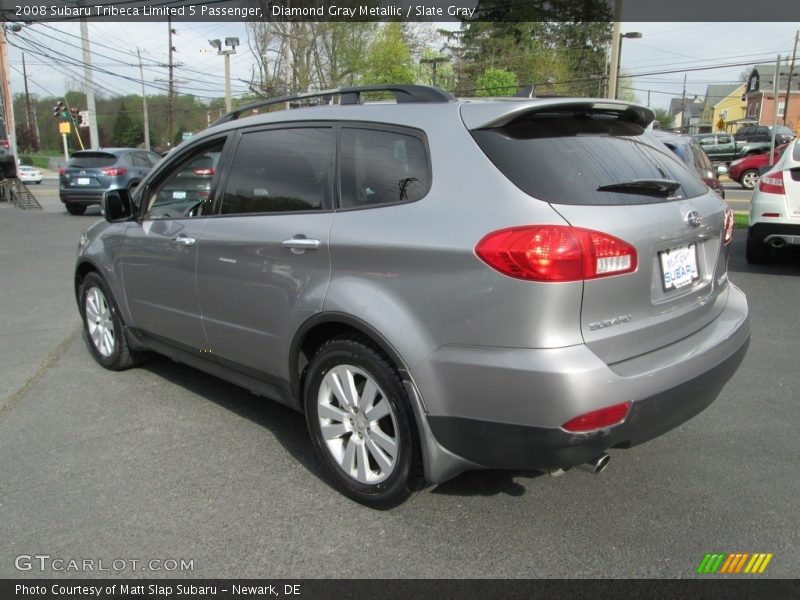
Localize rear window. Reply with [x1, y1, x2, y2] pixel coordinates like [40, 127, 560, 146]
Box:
[793, 142, 800, 162]
[68, 152, 117, 168]
[471, 112, 707, 205]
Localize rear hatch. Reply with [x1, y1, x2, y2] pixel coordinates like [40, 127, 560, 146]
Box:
[465, 100, 731, 364]
[61, 151, 119, 190]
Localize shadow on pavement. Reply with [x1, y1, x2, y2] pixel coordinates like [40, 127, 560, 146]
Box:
[728, 229, 800, 276]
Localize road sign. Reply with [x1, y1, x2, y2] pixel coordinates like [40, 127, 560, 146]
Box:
[59, 122, 71, 134]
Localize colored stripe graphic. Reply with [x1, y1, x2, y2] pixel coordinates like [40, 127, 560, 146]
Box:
[698, 552, 773, 574]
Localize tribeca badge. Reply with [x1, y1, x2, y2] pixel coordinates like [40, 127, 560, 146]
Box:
[696, 552, 773, 575]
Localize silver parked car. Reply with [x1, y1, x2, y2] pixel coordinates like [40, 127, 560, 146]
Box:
[75, 85, 750, 507]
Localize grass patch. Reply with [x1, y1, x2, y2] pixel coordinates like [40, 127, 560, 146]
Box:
[29, 156, 54, 170]
[734, 213, 749, 229]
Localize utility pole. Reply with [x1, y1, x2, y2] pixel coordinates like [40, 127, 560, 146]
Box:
[21, 52, 37, 148]
[783, 30, 798, 127]
[680, 74, 687, 133]
[607, 0, 622, 99]
[137, 48, 150, 150]
[79, 14, 99, 149]
[0, 23, 17, 161]
[168, 18, 175, 147]
[420, 57, 450, 88]
[770, 55, 781, 161]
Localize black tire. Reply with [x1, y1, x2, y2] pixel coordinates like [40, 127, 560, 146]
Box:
[65, 202, 86, 216]
[304, 337, 423, 508]
[79, 272, 141, 370]
[740, 169, 759, 190]
[745, 237, 769, 264]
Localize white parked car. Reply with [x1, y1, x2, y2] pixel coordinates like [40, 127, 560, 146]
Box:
[747, 138, 800, 263]
[18, 165, 44, 184]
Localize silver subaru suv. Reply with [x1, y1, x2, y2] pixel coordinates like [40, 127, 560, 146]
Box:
[75, 85, 750, 507]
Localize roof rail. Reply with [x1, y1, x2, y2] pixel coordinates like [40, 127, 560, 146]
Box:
[212, 84, 456, 126]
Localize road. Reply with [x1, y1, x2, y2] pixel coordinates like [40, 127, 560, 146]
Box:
[0, 179, 798, 579]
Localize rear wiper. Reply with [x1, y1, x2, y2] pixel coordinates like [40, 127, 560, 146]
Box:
[597, 179, 681, 197]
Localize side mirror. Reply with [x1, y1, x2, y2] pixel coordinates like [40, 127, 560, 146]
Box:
[102, 188, 133, 223]
[716, 165, 728, 177]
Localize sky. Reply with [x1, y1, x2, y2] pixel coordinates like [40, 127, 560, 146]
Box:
[6, 20, 800, 113]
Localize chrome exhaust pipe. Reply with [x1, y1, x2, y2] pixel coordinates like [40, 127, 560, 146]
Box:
[768, 237, 786, 248]
[576, 454, 610, 475]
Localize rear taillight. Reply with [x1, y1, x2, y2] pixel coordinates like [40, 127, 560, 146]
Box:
[475, 225, 637, 282]
[562, 402, 631, 433]
[723, 206, 734, 245]
[58, 167, 66, 176]
[192, 167, 215, 177]
[101, 167, 127, 177]
[758, 171, 784, 194]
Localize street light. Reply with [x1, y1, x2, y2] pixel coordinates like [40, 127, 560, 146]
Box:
[614, 31, 642, 100]
[209, 37, 239, 112]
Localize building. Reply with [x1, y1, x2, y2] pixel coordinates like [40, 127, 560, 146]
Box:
[668, 96, 705, 134]
[700, 83, 746, 133]
[743, 62, 800, 131]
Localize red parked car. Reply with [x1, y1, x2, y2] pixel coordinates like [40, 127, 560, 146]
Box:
[728, 144, 787, 190]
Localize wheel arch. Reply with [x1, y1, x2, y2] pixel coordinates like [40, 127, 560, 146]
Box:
[289, 312, 412, 404]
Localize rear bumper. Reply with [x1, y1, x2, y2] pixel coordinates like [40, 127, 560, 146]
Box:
[427, 339, 748, 470]
[748, 222, 800, 245]
[418, 284, 750, 474]
[60, 189, 105, 205]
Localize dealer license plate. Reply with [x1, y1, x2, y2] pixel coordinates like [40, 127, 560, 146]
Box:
[659, 243, 699, 290]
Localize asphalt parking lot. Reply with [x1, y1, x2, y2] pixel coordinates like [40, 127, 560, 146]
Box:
[1, 182, 798, 579]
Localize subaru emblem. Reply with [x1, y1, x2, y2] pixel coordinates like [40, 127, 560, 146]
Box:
[685, 210, 702, 228]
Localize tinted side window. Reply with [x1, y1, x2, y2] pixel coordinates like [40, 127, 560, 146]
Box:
[339, 127, 430, 208]
[147, 141, 226, 219]
[718, 135, 732, 144]
[221, 127, 333, 215]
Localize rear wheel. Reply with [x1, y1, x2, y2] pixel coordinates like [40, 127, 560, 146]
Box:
[79, 273, 141, 370]
[740, 169, 759, 190]
[745, 237, 769, 264]
[304, 337, 422, 508]
[65, 202, 86, 215]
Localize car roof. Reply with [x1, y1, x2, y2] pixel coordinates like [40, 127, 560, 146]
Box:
[185, 96, 655, 147]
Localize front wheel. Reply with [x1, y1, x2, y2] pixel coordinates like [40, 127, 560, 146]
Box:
[304, 338, 423, 508]
[740, 169, 759, 190]
[79, 273, 141, 370]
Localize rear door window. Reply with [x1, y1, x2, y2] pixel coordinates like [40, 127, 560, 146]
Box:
[471, 111, 707, 205]
[339, 127, 430, 208]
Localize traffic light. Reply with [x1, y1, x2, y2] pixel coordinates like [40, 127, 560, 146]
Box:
[70, 107, 82, 125]
[52, 101, 67, 119]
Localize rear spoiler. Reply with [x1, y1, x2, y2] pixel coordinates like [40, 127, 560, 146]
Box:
[460, 99, 655, 131]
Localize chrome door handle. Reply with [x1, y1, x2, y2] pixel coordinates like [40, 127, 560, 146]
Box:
[173, 235, 196, 246]
[282, 238, 320, 250]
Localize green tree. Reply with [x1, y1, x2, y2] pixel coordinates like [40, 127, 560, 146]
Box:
[363, 23, 415, 85]
[652, 108, 673, 130]
[476, 68, 519, 96]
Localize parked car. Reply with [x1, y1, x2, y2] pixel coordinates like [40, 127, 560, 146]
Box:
[735, 125, 795, 145]
[75, 86, 750, 507]
[59, 148, 161, 215]
[17, 165, 44, 184]
[728, 144, 788, 190]
[693, 133, 772, 163]
[652, 131, 725, 198]
[746, 138, 800, 263]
